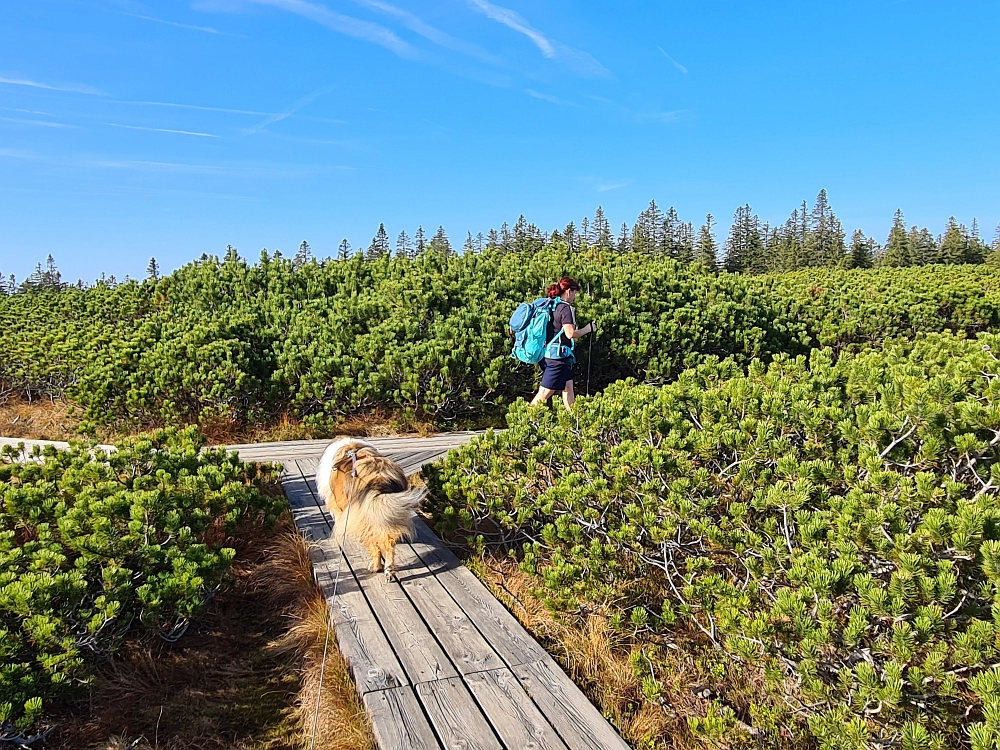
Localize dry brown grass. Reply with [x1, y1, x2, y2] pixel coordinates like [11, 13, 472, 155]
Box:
[0, 398, 444, 445]
[466, 555, 713, 750]
[44, 521, 375, 750]
[0, 396, 82, 441]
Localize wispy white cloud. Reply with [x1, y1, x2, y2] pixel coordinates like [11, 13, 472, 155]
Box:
[121, 12, 231, 35]
[596, 181, 630, 192]
[524, 89, 581, 108]
[553, 44, 612, 79]
[0, 76, 106, 96]
[109, 99, 346, 124]
[657, 47, 688, 74]
[7, 107, 58, 117]
[114, 100, 272, 116]
[239, 0, 417, 58]
[105, 123, 221, 138]
[466, 0, 610, 78]
[0, 116, 76, 128]
[82, 157, 353, 177]
[467, 0, 553, 56]
[637, 110, 685, 123]
[244, 87, 334, 135]
[0, 148, 36, 160]
[353, 0, 500, 64]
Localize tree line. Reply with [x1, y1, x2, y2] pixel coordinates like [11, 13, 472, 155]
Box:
[3, 191, 998, 294]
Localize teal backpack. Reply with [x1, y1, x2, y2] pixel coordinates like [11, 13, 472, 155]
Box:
[509, 298, 574, 364]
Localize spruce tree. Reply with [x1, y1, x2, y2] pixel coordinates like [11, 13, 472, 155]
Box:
[742, 206, 766, 274]
[486, 228, 500, 251]
[675, 221, 696, 265]
[463, 231, 475, 254]
[807, 189, 845, 266]
[146, 257, 161, 280]
[775, 208, 806, 271]
[694, 214, 718, 270]
[631, 200, 663, 254]
[366, 223, 391, 260]
[848, 230, 874, 269]
[293, 240, 312, 268]
[337, 239, 352, 260]
[723, 204, 763, 273]
[881, 209, 910, 267]
[513, 215, 530, 253]
[723, 206, 746, 273]
[415, 226, 427, 255]
[968, 220, 989, 263]
[429, 226, 451, 255]
[938, 217, 968, 265]
[475, 232, 485, 253]
[499, 222, 512, 252]
[23, 255, 65, 292]
[0, 272, 5, 296]
[616, 222, 631, 253]
[395, 230, 412, 258]
[660, 207, 676, 257]
[593, 207, 612, 249]
[907, 227, 937, 266]
[579, 216, 591, 246]
[563, 221, 579, 252]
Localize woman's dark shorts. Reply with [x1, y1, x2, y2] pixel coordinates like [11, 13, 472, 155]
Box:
[540, 357, 574, 391]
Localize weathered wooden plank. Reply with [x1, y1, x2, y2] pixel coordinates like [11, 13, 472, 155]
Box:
[464, 669, 570, 750]
[281, 461, 331, 540]
[363, 686, 443, 750]
[337, 538, 458, 685]
[311, 540, 410, 695]
[395, 448, 451, 469]
[512, 660, 631, 750]
[392, 543, 505, 675]
[415, 677, 503, 750]
[408, 521, 549, 667]
[0, 437, 117, 453]
[396, 455, 451, 477]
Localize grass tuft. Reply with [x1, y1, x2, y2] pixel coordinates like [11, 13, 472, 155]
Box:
[42, 518, 375, 750]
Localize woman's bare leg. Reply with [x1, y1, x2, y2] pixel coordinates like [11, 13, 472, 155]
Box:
[532, 386, 556, 406]
[562, 380, 575, 410]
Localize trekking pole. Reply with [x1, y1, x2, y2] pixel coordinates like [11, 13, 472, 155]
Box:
[585, 281, 593, 397]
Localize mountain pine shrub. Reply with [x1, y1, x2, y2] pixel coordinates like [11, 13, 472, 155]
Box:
[2, 250, 999, 429]
[0, 427, 283, 733]
[426, 331, 1000, 748]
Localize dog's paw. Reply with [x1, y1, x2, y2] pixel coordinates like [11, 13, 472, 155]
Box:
[367, 560, 383, 574]
[384, 567, 397, 583]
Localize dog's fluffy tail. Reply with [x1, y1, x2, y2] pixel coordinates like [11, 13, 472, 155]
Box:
[364, 486, 427, 536]
[340, 486, 427, 543]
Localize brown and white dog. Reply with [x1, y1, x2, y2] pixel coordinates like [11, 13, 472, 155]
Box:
[316, 438, 426, 579]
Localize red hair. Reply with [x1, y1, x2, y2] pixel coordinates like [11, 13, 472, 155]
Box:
[546, 276, 580, 298]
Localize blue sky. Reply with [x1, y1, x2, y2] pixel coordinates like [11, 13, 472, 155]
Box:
[1, 0, 998, 283]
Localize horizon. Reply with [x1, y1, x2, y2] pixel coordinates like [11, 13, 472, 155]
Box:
[2, 0, 998, 282]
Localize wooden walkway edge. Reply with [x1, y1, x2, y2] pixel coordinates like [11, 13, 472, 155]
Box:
[244, 434, 632, 750]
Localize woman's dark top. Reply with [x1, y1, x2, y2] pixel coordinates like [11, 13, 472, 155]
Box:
[545, 299, 576, 350]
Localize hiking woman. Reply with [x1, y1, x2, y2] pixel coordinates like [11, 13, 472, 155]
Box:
[530, 277, 595, 411]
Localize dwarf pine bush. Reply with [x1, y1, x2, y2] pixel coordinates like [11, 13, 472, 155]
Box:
[427, 331, 1000, 748]
[2, 250, 1000, 429]
[0, 427, 283, 732]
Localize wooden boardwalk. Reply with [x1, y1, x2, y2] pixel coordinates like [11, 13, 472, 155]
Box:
[232, 434, 632, 750]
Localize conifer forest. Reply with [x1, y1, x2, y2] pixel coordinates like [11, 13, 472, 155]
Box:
[3, 192, 1000, 749]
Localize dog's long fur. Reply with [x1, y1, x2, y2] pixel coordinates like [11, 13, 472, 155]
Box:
[316, 438, 425, 578]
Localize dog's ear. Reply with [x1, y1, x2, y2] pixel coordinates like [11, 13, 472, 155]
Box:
[333, 443, 377, 473]
[333, 446, 359, 474]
